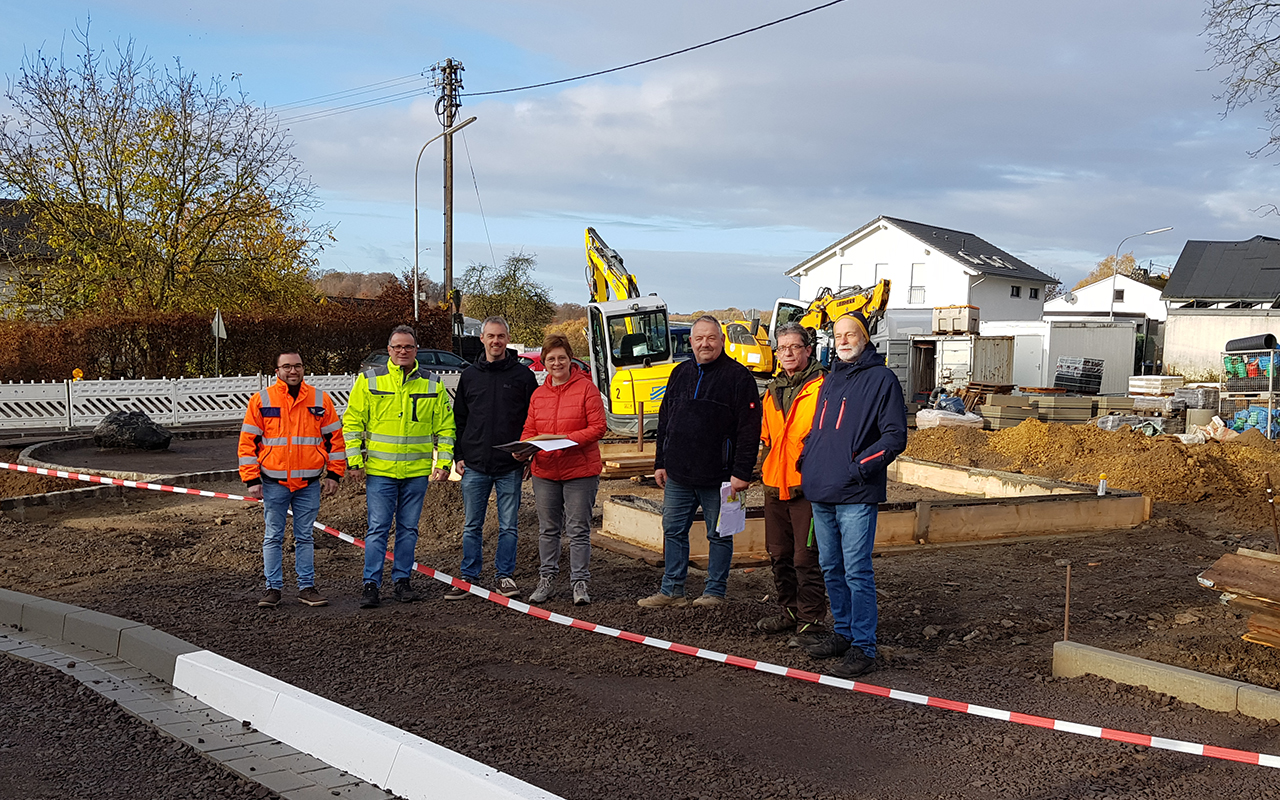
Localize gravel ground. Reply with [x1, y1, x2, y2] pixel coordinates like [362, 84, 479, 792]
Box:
[4, 474, 1280, 799]
[0, 656, 282, 800]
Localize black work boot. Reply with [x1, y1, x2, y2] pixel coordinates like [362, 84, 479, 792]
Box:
[393, 578, 419, 603]
[360, 582, 381, 609]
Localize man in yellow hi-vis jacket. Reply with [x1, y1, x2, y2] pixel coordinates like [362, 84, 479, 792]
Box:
[344, 325, 455, 608]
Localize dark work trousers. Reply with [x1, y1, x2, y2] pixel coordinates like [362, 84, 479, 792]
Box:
[763, 492, 828, 623]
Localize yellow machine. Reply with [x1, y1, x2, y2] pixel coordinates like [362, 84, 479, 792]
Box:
[721, 318, 774, 375]
[770, 280, 892, 343]
[584, 227, 679, 435]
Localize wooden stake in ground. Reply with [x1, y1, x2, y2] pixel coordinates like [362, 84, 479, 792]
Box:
[1056, 558, 1072, 641]
[1266, 473, 1280, 554]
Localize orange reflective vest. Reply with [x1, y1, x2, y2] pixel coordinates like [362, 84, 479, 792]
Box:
[761, 370, 824, 500]
[238, 379, 346, 491]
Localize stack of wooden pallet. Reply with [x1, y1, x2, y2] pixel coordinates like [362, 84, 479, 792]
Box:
[1035, 395, 1095, 424]
[977, 395, 1040, 430]
[599, 442, 655, 479]
[1198, 548, 1280, 649]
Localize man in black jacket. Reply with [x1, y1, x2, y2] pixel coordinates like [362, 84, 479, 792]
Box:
[444, 316, 538, 601]
[639, 316, 762, 608]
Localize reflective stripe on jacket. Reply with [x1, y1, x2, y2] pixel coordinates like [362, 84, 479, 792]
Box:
[760, 370, 824, 500]
[238, 379, 346, 491]
[342, 360, 456, 478]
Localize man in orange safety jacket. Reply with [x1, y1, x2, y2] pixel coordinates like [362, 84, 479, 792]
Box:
[239, 350, 345, 609]
[755, 321, 829, 647]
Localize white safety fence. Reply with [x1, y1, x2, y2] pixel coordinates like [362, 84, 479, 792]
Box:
[0, 374, 361, 431]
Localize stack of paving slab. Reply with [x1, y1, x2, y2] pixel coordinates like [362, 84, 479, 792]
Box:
[1128, 375, 1184, 396]
[977, 395, 1041, 430]
[1034, 395, 1096, 424]
[1096, 397, 1135, 414]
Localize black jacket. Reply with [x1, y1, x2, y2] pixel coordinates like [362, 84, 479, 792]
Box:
[454, 353, 538, 474]
[655, 351, 762, 487]
[798, 342, 907, 505]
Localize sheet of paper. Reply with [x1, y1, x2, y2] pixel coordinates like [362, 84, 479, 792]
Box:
[492, 437, 578, 455]
[716, 481, 746, 537]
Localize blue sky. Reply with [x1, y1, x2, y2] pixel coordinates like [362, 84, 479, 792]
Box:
[3, 1, 1278, 312]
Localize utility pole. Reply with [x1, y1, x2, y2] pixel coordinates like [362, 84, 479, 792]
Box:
[430, 59, 464, 348]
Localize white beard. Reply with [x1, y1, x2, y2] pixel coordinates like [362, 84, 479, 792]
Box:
[837, 342, 865, 362]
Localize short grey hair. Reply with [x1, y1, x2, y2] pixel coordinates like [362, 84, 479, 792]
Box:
[387, 324, 417, 344]
[691, 314, 721, 332]
[481, 316, 510, 334]
[774, 322, 809, 346]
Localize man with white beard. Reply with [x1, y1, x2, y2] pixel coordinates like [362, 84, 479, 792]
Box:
[796, 311, 907, 678]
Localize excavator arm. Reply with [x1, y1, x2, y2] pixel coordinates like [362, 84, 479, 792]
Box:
[586, 227, 640, 303]
[798, 279, 891, 332]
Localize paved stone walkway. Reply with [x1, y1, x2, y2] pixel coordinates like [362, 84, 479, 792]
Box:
[1, 625, 395, 800]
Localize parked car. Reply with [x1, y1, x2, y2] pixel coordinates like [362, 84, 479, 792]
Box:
[517, 351, 589, 383]
[358, 348, 470, 374]
[671, 326, 693, 361]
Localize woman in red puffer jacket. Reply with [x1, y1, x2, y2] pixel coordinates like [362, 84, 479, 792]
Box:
[520, 333, 607, 606]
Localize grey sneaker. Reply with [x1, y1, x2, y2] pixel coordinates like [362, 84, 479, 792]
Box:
[572, 580, 591, 606]
[497, 576, 521, 598]
[443, 584, 470, 601]
[692, 594, 725, 608]
[529, 576, 555, 604]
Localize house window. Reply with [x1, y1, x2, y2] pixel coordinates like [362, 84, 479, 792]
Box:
[1113, 289, 1125, 302]
[909, 263, 925, 305]
[1029, 287, 1039, 300]
[1010, 285, 1021, 298]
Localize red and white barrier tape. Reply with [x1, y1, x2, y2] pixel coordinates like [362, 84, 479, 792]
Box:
[4, 459, 1277, 769]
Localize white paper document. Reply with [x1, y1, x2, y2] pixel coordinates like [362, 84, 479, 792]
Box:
[716, 482, 746, 537]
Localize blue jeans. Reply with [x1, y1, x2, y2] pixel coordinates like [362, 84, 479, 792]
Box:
[660, 478, 734, 598]
[364, 474, 430, 585]
[460, 467, 522, 580]
[262, 480, 321, 590]
[811, 502, 879, 658]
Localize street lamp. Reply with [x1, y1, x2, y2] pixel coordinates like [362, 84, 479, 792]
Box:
[1109, 226, 1173, 321]
[414, 115, 476, 321]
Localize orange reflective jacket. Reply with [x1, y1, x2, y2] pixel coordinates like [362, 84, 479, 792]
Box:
[238, 379, 346, 491]
[760, 370, 824, 500]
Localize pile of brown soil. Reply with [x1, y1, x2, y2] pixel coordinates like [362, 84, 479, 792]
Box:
[905, 419, 1280, 526]
[0, 448, 69, 498]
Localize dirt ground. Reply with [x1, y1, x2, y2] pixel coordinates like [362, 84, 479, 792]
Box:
[5, 426, 1280, 798]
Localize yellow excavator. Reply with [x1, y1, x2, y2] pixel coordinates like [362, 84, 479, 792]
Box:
[721, 317, 774, 375]
[770, 280, 892, 351]
[584, 227, 679, 435]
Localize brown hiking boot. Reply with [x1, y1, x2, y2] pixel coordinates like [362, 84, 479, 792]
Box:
[258, 589, 282, 608]
[297, 587, 328, 607]
[637, 592, 689, 608]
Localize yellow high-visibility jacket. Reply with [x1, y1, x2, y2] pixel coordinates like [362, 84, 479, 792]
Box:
[343, 360, 455, 478]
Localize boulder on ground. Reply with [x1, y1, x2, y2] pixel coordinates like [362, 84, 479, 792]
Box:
[93, 411, 172, 451]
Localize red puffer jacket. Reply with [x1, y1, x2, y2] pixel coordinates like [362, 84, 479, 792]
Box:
[521, 367, 607, 481]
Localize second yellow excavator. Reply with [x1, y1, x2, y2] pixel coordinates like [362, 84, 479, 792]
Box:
[770, 280, 892, 352]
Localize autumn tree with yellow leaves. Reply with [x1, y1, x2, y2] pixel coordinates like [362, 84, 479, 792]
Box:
[0, 32, 328, 318]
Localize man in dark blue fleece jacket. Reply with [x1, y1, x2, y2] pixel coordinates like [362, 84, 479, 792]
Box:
[638, 316, 762, 608]
[798, 311, 907, 678]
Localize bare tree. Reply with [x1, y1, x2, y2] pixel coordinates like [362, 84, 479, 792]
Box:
[0, 29, 330, 317]
[1206, 0, 1280, 157]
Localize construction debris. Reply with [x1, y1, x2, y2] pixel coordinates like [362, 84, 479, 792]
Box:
[1198, 548, 1280, 649]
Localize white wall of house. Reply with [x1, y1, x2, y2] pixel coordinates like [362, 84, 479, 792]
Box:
[969, 275, 1048, 322]
[1043, 274, 1168, 322]
[791, 223, 1046, 322]
[1164, 309, 1280, 379]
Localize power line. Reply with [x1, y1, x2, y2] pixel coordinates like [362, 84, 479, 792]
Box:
[462, 0, 848, 97]
[459, 128, 498, 272]
[273, 72, 426, 111]
[278, 86, 433, 125]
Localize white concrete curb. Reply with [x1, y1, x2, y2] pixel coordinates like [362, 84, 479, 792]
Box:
[174, 650, 561, 800]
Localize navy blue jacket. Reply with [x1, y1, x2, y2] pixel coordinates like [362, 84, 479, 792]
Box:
[798, 342, 907, 505]
[655, 351, 762, 487]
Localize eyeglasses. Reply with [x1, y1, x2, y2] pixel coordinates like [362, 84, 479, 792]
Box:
[277, 364, 304, 371]
[776, 345, 808, 354]
[388, 345, 416, 352]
